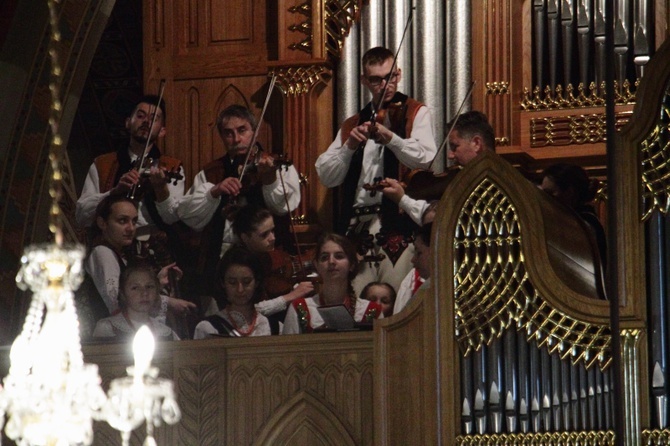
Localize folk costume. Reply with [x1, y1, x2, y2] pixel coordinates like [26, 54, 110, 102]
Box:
[76, 241, 171, 340]
[282, 295, 383, 334]
[93, 312, 179, 341]
[76, 145, 184, 231]
[178, 149, 300, 297]
[193, 308, 271, 339]
[316, 92, 437, 294]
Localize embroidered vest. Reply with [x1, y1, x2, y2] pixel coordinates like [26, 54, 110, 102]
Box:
[335, 92, 424, 236]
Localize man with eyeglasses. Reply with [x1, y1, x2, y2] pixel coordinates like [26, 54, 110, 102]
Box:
[316, 46, 437, 295]
[178, 104, 301, 297]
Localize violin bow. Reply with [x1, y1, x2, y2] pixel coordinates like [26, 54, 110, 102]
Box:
[356, 6, 415, 152]
[238, 73, 277, 183]
[129, 79, 166, 200]
[428, 80, 476, 172]
[276, 167, 310, 278]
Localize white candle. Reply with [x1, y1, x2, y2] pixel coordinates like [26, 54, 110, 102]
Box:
[132, 325, 155, 383]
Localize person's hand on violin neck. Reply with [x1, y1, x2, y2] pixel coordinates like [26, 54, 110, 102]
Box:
[112, 169, 141, 195]
[370, 123, 393, 146]
[380, 177, 405, 204]
[148, 165, 170, 202]
[345, 121, 393, 150]
[210, 177, 243, 199]
[256, 154, 278, 185]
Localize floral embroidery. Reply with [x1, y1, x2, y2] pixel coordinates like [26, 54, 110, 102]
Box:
[362, 301, 383, 323]
[375, 230, 411, 265]
[292, 298, 312, 333]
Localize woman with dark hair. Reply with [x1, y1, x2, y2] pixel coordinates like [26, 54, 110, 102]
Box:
[77, 194, 194, 339]
[540, 163, 607, 267]
[193, 246, 271, 338]
[92, 263, 179, 341]
[282, 233, 383, 334]
[231, 205, 315, 325]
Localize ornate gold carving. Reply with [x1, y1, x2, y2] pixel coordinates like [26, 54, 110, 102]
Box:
[288, 2, 311, 16]
[643, 429, 670, 444]
[521, 80, 637, 111]
[640, 87, 670, 221]
[287, 2, 312, 54]
[324, 0, 361, 60]
[292, 214, 308, 225]
[495, 137, 509, 146]
[454, 179, 611, 369]
[529, 111, 633, 147]
[486, 81, 509, 95]
[272, 65, 332, 96]
[455, 431, 615, 445]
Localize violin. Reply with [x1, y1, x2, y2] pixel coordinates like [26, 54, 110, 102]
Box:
[136, 157, 184, 185]
[264, 249, 320, 298]
[128, 157, 184, 200]
[362, 166, 461, 202]
[237, 148, 292, 188]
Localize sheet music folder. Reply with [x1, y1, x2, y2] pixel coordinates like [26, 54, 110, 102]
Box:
[316, 304, 356, 331]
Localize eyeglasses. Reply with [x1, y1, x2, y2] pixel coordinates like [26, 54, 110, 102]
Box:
[366, 71, 400, 87]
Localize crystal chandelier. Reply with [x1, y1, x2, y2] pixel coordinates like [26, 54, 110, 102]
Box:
[0, 1, 181, 445]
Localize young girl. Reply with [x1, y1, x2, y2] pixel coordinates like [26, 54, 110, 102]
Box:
[360, 282, 396, 317]
[77, 194, 194, 339]
[193, 246, 271, 338]
[282, 233, 383, 334]
[92, 263, 179, 341]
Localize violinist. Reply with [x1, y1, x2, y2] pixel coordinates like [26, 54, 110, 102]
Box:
[315, 46, 437, 295]
[445, 110, 496, 167]
[378, 111, 496, 225]
[76, 95, 185, 234]
[178, 105, 301, 296]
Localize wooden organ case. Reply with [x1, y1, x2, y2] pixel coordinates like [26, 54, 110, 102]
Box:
[375, 36, 670, 446]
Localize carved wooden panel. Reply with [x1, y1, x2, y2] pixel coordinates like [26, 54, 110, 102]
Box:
[81, 333, 374, 446]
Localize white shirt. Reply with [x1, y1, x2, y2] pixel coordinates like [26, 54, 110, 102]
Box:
[398, 195, 430, 226]
[93, 313, 179, 340]
[84, 244, 169, 321]
[393, 268, 425, 315]
[178, 164, 301, 246]
[315, 105, 437, 209]
[76, 151, 185, 228]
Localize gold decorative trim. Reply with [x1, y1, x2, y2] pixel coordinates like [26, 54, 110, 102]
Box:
[621, 329, 644, 444]
[454, 179, 611, 369]
[292, 214, 308, 225]
[272, 65, 332, 96]
[455, 431, 615, 445]
[288, 2, 312, 54]
[643, 429, 670, 444]
[324, 0, 361, 61]
[521, 80, 637, 111]
[640, 88, 670, 221]
[494, 136, 509, 146]
[486, 81, 509, 95]
[529, 111, 633, 147]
